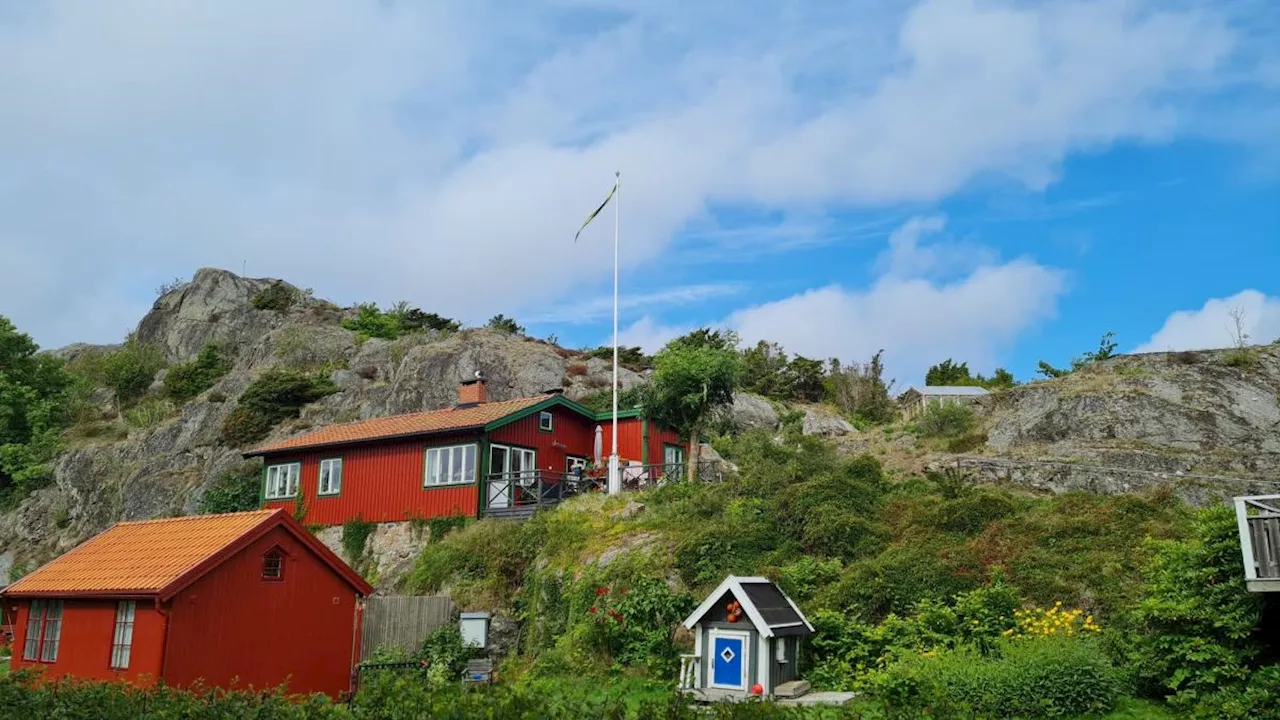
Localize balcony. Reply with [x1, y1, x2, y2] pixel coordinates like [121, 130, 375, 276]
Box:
[1234, 495, 1280, 592]
[481, 461, 723, 519]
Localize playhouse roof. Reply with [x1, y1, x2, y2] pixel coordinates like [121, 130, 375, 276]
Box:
[682, 576, 814, 638]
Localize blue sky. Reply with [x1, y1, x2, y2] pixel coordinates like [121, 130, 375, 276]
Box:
[1, 0, 1277, 385]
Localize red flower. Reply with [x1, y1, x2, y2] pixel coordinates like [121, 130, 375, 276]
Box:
[588, 606, 597, 613]
[596, 587, 609, 596]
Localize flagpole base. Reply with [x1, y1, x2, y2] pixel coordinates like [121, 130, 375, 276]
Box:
[607, 455, 621, 495]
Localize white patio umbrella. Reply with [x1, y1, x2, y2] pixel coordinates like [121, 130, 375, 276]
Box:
[593, 425, 604, 468]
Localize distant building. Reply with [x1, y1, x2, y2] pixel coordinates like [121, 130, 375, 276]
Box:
[898, 385, 990, 419]
[245, 378, 683, 524]
[2, 510, 371, 698]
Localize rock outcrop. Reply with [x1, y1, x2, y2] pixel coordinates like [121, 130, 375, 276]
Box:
[725, 392, 780, 431]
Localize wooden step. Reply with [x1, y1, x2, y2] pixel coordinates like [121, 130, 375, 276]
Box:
[774, 680, 810, 699]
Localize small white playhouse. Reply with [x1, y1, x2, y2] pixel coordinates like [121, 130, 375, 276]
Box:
[678, 576, 815, 701]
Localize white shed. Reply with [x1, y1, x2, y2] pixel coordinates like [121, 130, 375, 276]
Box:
[898, 385, 990, 419]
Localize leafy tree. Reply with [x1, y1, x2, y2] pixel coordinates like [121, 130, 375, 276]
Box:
[646, 329, 740, 480]
[583, 345, 651, 370]
[1038, 332, 1119, 379]
[164, 344, 232, 402]
[343, 302, 460, 341]
[926, 359, 972, 386]
[825, 351, 895, 424]
[738, 340, 789, 398]
[785, 355, 826, 402]
[984, 368, 1016, 389]
[486, 314, 525, 335]
[99, 336, 166, 407]
[219, 369, 338, 446]
[1036, 360, 1070, 379]
[0, 317, 73, 502]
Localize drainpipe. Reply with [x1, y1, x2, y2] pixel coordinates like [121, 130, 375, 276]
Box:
[155, 598, 170, 682]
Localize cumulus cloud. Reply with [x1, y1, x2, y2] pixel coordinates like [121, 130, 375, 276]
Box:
[1135, 290, 1280, 352]
[617, 316, 693, 354]
[0, 0, 1269, 347]
[727, 217, 1066, 384]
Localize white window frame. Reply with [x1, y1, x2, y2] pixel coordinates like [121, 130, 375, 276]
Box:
[23, 599, 63, 663]
[318, 458, 343, 496]
[566, 455, 588, 473]
[110, 600, 136, 670]
[264, 462, 300, 500]
[538, 411, 554, 432]
[664, 444, 686, 467]
[22, 601, 45, 661]
[424, 443, 478, 487]
[708, 628, 750, 690]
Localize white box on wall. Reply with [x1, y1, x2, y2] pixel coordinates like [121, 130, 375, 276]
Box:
[459, 611, 491, 649]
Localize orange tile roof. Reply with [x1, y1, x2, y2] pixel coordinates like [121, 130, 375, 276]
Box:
[4, 510, 278, 597]
[246, 395, 552, 455]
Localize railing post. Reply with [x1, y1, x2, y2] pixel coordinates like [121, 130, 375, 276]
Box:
[1237, 498, 1259, 582]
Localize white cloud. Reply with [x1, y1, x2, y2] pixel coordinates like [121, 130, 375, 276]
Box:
[727, 217, 1066, 384]
[617, 316, 693, 354]
[0, 0, 1269, 347]
[528, 283, 741, 325]
[1135, 290, 1280, 352]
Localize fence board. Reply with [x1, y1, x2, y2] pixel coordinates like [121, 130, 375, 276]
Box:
[361, 595, 456, 661]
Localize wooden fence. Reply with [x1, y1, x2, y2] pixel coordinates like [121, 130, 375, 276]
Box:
[360, 595, 456, 661]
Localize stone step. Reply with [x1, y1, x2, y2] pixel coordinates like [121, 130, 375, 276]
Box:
[774, 680, 810, 699]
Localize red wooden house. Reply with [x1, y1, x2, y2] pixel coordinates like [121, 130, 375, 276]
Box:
[245, 378, 685, 524]
[1, 509, 372, 698]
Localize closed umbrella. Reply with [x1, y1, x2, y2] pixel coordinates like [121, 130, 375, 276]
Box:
[593, 426, 604, 468]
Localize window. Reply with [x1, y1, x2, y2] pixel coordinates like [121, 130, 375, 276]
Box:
[776, 638, 788, 663]
[318, 458, 342, 496]
[424, 444, 477, 486]
[264, 463, 300, 500]
[538, 411, 554, 432]
[664, 444, 686, 467]
[262, 549, 284, 581]
[23, 599, 63, 663]
[565, 456, 588, 474]
[110, 601, 136, 670]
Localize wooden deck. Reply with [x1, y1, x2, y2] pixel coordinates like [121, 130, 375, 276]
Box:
[1235, 496, 1280, 592]
[679, 687, 857, 707]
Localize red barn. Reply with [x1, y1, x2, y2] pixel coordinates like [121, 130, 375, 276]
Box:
[2, 509, 372, 698]
[247, 378, 685, 525]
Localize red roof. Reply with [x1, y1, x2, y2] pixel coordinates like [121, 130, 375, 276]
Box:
[2, 509, 372, 599]
[245, 395, 552, 456]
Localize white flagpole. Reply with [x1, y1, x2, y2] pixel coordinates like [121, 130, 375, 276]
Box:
[608, 171, 621, 495]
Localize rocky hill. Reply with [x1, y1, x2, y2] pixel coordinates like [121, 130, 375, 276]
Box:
[2, 267, 1277, 583]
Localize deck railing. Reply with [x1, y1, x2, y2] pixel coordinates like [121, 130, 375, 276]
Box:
[482, 460, 724, 517]
[678, 654, 701, 690]
[1234, 495, 1280, 592]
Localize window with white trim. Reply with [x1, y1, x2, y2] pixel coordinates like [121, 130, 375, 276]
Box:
[424, 444, 477, 486]
[663, 444, 686, 467]
[23, 599, 63, 663]
[264, 463, 300, 499]
[110, 600, 136, 670]
[262, 548, 285, 581]
[318, 458, 342, 496]
[538, 411, 554, 432]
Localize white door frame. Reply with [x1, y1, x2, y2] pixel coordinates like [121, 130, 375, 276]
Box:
[708, 628, 751, 690]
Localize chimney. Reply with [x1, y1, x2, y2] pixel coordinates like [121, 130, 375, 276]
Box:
[458, 372, 488, 405]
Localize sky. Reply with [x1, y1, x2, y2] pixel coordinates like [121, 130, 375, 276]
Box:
[1, 0, 1278, 385]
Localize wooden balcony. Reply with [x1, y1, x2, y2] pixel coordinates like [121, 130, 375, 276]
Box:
[481, 461, 724, 519]
[1234, 495, 1280, 592]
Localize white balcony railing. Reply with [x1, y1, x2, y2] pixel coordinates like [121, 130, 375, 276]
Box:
[1234, 495, 1280, 592]
[678, 654, 701, 690]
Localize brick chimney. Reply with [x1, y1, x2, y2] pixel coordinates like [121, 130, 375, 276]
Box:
[458, 376, 488, 405]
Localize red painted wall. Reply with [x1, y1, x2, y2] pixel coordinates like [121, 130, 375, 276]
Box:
[163, 525, 360, 699]
[488, 404, 596, 475]
[647, 423, 685, 474]
[263, 432, 481, 525]
[7, 598, 165, 684]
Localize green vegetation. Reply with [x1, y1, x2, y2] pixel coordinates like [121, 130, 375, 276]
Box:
[825, 352, 895, 425]
[219, 369, 339, 446]
[924, 359, 1016, 389]
[584, 345, 652, 370]
[739, 341, 827, 402]
[99, 336, 167, 406]
[646, 329, 740, 479]
[198, 462, 264, 514]
[0, 316, 73, 504]
[121, 396, 174, 430]
[1038, 331, 1119, 378]
[915, 402, 975, 438]
[487, 314, 525, 335]
[342, 516, 376, 565]
[164, 343, 233, 401]
[251, 281, 299, 311]
[342, 302, 460, 341]
[577, 385, 648, 414]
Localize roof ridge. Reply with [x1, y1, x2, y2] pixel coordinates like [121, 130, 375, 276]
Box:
[113, 509, 278, 526]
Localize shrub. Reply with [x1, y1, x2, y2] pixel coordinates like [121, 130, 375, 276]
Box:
[199, 464, 263, 514]
[99, 337, 166, 405]
[565, 362, 589, 377]
[164, 344, 233, 402]
[873, 636, 1122, 718]
[917, 402, 975, 438]
[342, 302, 459, 341]
[583, 345, 651, 370]
[1221, 347, 1260, 369]
[251, 281, 298, 311]
[219, 369, 339, 446]
[342, 516, 376, 563]
[486, 314, 525, 334]
[122, 396, 174, 429]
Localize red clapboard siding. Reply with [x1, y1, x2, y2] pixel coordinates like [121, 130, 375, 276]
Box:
[488, 403, 597, 474]
[8, 599, 166, 685]
[163, 525, 360, 698]
[600, 417, 647, 464]
[263, 432, 481, 525]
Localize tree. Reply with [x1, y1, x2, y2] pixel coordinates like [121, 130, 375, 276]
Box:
[1037, 332, 1120, 378]
[0, 316, 73, 502]
[825, 351, 895, 424]
[646, 329, 740, 481]
[926, 359, 972, 386]
[486, 314, 525, 335]
[785, 355, 826, 402]
[739, 341, 789, 398]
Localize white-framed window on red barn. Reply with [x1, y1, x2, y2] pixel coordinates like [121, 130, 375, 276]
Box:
[23, 599, 63, 663]
[110, 600, 136, 670]
[262, 547, 285, 581]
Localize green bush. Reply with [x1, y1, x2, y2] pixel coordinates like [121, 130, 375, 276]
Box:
[916, 402, 975, 438]
[122, 396, 174, 429]
[251, 281, 299, 311]
[342, 516, 376, 563]
[0, 317, 73, 503]
[873, 636, 1122, 718]
[199, 463, 264, 514]
[342, 302, 460, 341]
[99, 337, 166, 405]
[164, 343, 233, 401]
[219, 369, 338, 446]
[486, 314, 525, 334]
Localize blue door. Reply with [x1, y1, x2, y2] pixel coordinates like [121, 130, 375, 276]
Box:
[711, 634, 746, 688]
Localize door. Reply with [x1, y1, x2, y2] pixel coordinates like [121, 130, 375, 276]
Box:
[488, 444, 536, 509]
[709, 630, 749, 690]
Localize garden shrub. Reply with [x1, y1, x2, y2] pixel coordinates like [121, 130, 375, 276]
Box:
[219, 369, 338, 446]
[199, 463, 263, 514]
[164, 343, 233, 401]
[872, 636, 1122, 718]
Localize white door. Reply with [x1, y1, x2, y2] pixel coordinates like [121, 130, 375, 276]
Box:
[488, 444, 536, 509]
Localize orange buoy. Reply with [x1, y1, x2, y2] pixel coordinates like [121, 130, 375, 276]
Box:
[752, 683, 764, 696]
